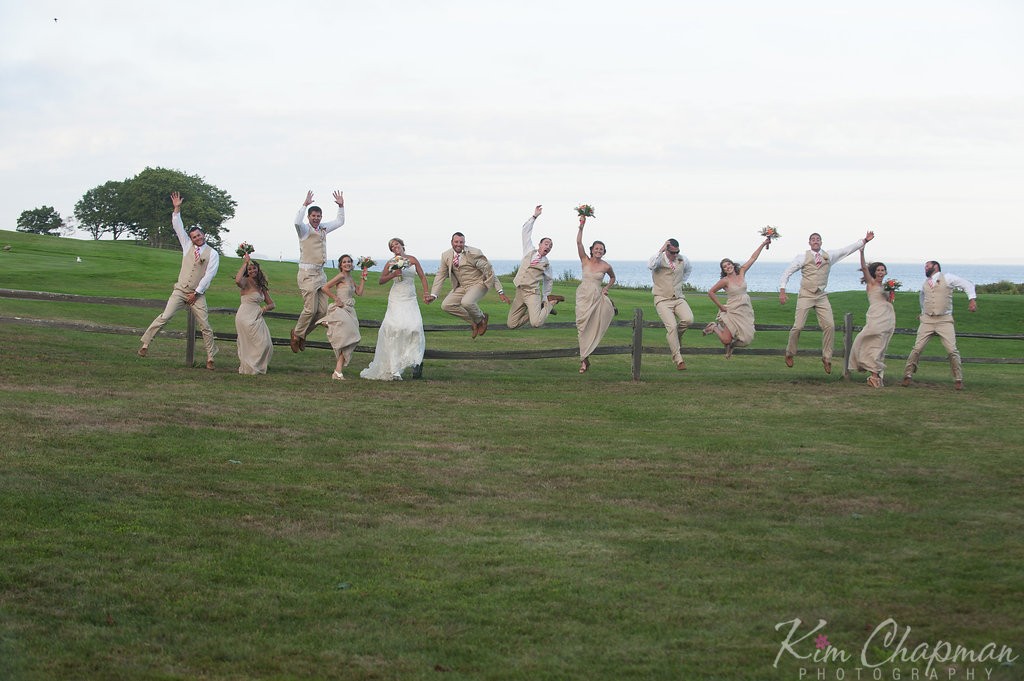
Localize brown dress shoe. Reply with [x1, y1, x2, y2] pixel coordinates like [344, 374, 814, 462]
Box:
[676, 360, 687, 371]
[785, 355, 794, 367]
[901, 376, 912, 387]
[289, 330, 301, 353]
[137, 346, 148, 358]
[470, 320, 480, 338]
[954, 380, 963, 391]
[822, 358, 832, 374]
[478, 313, 489, 336]
[547, 294, 565, 303]
[206, 359, 215, 371]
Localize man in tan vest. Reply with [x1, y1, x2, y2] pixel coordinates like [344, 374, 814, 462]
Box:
[902, 261, 977, 390]
[426, 232, 510, 337]
[507, 205, 564, 328]
[291, 190, 345, 352]
[648, 238, 694, 370]
[138, 192, 220, 369]
[779, 230, 874, 373]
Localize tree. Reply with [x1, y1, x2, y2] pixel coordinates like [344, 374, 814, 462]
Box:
[119, 167, 236, 250]
[16, 206, 65, 236]
[74, 181, 132, 241]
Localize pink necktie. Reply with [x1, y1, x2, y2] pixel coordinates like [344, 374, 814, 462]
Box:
[530, 254, 541, 266]
[814, 253, 822, 267]
[453, 252, 460, 267]
[194, 246, 200, 263]
[928, 278, 935, 288]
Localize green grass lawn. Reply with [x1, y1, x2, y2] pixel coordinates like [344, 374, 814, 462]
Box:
[1, 230, 1023, 681]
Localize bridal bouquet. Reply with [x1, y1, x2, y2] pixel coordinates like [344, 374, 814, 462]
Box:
[883, 277, 902, 302]
[356, 256, 376, 270]
[235, 242, 255, 257]
[575, 204, 596, 218]
[759, 226, 781, 249]
[390, 256, 411, 281]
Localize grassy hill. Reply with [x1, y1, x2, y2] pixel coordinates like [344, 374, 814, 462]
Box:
[1, 229, 1023, 680]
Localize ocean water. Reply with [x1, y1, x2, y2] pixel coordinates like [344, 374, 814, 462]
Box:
[405, 259, 1024, 293]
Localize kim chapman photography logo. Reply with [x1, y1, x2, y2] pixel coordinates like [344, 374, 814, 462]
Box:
[773, 618, 1018, 679]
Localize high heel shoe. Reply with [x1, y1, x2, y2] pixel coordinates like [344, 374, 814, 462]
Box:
[332, 371, 345, 380]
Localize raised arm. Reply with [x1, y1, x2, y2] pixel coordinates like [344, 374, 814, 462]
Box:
[320, 190, 346, 234]
[522, 205, 542, 255]
[739, 238, 771, 275]
[576, 216, 588, 263]
[235, 252, 251, 287]
[170, 192, 189, 249]
[857, 247, 871, 286]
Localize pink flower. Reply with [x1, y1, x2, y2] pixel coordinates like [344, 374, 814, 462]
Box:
[815, 634, 830, 650]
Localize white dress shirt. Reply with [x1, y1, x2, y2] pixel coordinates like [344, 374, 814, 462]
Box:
[172, 212, 219, 295]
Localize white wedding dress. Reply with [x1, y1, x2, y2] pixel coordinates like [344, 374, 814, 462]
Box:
[360, 271, 425, 380]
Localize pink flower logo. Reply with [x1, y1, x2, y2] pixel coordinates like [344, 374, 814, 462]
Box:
[815, 634, 830, 650]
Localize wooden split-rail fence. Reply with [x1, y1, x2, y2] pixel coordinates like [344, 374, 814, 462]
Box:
[2, 288, 1021, 381]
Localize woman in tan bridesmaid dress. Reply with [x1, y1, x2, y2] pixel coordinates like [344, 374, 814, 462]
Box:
[848, 247, 895, 387]
[574, 215, 616, 373]
[234, 254, 275, 374]
[705, 237, 771, 358]
[318, 254, 366, 380]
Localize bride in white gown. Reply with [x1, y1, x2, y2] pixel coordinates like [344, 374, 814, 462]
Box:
[360, 237, 430, 381]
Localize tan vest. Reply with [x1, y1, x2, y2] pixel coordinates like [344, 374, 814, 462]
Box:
[299, 229, 328, 266]
[176, 244, 212, 292]
[799, 250, 831, 294]
[514, 251, 546, 289]
[651, 258, 685, 299]
[921, 274, 954, 317]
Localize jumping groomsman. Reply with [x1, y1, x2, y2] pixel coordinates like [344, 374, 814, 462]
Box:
[902, 261, 977, 390]
[138, 192, 220, 369]
[426, 232, 510, 337]
[507, 205, 563, 329]
[291, 189, 345, 352]
[649, 238, 694, 370]
[779, 230, 874, 373]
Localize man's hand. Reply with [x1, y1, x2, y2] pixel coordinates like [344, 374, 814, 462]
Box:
[779, 291, 788, 305]
[185, 292, 198, 306]
[499, 292, 511, 304]
[303, 190, 314, 207]
[333, 190, 344, 207]
[864, 230, 875, 243]
[968, 299, 977, 312]
[424, 294, 436, 304]
[170, 191, 183, 213]
[533, 205, 543, 218]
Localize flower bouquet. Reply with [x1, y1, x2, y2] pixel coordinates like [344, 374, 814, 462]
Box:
[883, 277, 902, 302]
[575, 204, 596, 218]
[759, 226, 781, 249]
[235, 242, 255, 258]
[356, 256, 376, 270]
[389, 255, 411, 281]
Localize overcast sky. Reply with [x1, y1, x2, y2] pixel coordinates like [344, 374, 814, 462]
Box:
[2, 0, 1022, 264]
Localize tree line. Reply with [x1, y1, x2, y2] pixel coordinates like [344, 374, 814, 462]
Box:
[15, 167, 236, 251]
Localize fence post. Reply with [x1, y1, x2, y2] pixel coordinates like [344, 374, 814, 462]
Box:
[842, 312, 853, 379]
[631, 308, 643, 382]
[186, 312, 196, 367]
